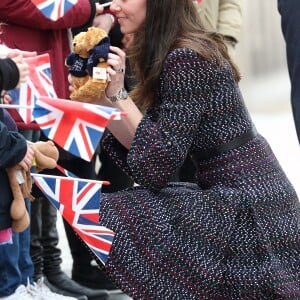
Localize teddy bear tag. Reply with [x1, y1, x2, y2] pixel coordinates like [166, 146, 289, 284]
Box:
[93, 66, 107, 83]
[15, 170, 25, 184]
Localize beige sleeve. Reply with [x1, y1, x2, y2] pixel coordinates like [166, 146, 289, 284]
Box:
[195, 0, 243, 59]
[217, 0, 243, 44]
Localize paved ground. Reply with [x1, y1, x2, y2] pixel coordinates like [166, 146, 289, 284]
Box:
[252, 111, 299, 196]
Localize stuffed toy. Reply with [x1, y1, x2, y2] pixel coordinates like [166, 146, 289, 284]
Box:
[66, 27, 111, 102]
[7, 140, 59, 232]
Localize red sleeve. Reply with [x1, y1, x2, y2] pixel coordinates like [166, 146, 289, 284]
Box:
[0, 0, 95, 30]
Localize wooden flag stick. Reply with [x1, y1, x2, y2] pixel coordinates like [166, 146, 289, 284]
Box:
[102, 2, 112, 7]
[0, 104, 33, 109]
[31, 173, 111, 186]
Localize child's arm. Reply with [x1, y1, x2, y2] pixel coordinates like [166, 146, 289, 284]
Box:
[0, 121, 28, 169]
[0, 58, 20, 91]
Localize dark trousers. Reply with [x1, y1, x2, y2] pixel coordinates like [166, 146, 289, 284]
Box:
[97, 148, 134, 193]
[278, 0, 300, 143]
[30, 192, 62, 280]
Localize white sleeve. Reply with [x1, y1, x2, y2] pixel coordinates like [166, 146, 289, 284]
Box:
[0, 44, 9, 59]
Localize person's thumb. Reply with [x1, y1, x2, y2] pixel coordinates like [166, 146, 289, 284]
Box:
[11, 55, 23, 64]
[95, 3, 104, 15]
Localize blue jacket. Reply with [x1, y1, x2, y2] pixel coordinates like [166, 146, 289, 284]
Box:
[0, 57, 27, 229]
[0, 114, 27, 229]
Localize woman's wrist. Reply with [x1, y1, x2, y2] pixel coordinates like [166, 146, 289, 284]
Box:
[100, 92, 114, 107]
[105, 87, 128, 103]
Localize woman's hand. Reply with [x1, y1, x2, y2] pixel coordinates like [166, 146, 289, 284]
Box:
[105, 46, 127, 98]
[68, 46, 127, 107]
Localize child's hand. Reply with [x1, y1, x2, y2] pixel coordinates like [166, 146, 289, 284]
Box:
[12, 56, 29, 87]
[93, 13, 114, 34]
[95, 2, 104, 15]
[7, 49, 36, 59]
[3, 93, 12, 104]
[18, 145, 34, 172]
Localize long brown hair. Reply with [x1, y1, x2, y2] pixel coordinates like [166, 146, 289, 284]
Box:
[128, 0, 241, 109]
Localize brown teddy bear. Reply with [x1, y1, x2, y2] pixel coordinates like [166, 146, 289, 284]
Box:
[66, 27, 111, 102]
[7, 140, 59, 232]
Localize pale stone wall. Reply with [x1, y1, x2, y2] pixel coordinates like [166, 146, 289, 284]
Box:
[236, 0, 286, 78]
[235, 1, 290, 113]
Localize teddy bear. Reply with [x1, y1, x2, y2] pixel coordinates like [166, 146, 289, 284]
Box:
[7, 140, 59, 232]
[65, 27, 111, 102]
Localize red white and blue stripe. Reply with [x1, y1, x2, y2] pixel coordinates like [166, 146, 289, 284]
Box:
[33, 96, 124, 161]
[8, 54, 57, 124]
[31, 0, 78, 21]
[33, 173, 114, 265]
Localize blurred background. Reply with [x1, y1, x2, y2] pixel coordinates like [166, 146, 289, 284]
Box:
[237, 0, 288, 113]
[235, 0, 299, 196]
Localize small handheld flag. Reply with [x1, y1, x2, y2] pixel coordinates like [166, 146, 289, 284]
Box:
[33, 96, 125, 161]
[7, 54, 57, 124]
[31, 0, 78, 21]
[32, 173, 114, 265]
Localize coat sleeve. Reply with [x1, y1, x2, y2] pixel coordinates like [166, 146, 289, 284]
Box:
[0, 58, 19, 92]
[103, 49, 216, 189]
[0, 0, 95, 31]
[0, 120, 27, 168]
[217, 0, 243, 44]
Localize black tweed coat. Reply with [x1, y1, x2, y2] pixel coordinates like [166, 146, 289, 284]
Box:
[99, 48, 300, 299]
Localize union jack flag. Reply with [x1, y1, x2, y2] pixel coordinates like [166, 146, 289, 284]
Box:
[32, 173, 114, 265]
[33, 96, 125, 161]
[31, 0, 78, 21]
[56, 164, 77, 178]
[8, 54, 57, 124]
